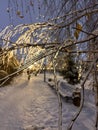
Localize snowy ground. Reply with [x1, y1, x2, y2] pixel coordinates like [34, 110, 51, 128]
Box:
[0, 72, 96, 130]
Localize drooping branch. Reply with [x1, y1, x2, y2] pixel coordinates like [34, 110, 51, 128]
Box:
[55, 9, 98, 29]
[67, 57, 98, 130]
[46, 2, 98, 23]
[52, 45, 64, 130]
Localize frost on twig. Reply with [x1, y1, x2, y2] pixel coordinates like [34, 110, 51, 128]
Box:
[67, 58, 98, 130]
[52, 45, 64, 130]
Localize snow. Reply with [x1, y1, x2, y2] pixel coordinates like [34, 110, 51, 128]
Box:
[0, 72, 96, 130]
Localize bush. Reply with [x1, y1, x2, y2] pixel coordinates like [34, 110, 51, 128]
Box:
[59, 54, 79, 85]
[0, 70, 10, 85]
[0, 53, 20, 86]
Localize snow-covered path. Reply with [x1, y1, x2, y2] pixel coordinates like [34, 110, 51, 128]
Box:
[0, 73, 60, 130]
[0, 73, 96, 130]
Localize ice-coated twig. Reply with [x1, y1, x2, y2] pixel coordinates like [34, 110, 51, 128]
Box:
[52, 45, 63, 130]
[67, 57, 98, 130]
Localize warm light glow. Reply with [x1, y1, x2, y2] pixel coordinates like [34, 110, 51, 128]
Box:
[28, 65, 34, 69]
[9, 51, 13, 59]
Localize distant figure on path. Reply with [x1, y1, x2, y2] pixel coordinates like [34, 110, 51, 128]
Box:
[27, 68, 31, 80]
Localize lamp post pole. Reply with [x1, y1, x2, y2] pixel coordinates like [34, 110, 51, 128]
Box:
[44, 58, 47, 82]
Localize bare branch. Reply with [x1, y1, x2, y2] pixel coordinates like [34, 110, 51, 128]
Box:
[67, 57, 98, 130]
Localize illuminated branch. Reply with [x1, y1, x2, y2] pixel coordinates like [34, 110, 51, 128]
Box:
[0, 33, 98, 58]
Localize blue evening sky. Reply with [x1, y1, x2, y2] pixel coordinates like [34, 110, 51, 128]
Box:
[0, 1, 9, 29]
[0, 0, 43, 30]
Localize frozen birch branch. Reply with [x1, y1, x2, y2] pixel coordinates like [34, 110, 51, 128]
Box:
[52, 45, 64, 130]
[67, 57, 98, 130]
